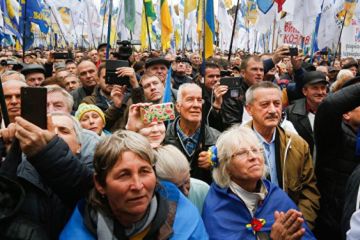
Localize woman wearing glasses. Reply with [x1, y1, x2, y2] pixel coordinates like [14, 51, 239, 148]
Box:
[202, 125, 315, 240]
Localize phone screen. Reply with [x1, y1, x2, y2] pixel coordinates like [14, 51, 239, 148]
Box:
[21, 87, 47, 129]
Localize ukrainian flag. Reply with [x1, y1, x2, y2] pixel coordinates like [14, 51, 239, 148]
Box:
[205, 0, 215, 59]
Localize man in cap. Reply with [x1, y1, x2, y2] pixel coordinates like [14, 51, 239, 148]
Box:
[172, 56, 193, 90]
[96, 43, 108, 67]
[21, 64, 46, 87]
[145, 57, 171, 83]
[286, 71, 328, 157]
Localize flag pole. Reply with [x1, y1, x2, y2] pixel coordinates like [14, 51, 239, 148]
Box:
[106, 0, 113, 59]
[22, 0, 28, 62]
[333, 10, 348, 65]
[182, 3, 187, 54]
[228, 0, 240, 62]
[202, 0, 206, 63]
[143, 0, 152, 51]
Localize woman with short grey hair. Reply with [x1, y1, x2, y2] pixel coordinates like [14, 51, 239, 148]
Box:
[202, 125, 315, 240]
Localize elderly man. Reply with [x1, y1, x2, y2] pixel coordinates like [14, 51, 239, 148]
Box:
[21, 64, 46, 87]
[245, 81, 320, 230]
[3, 79, 27, 123]
[286, 71, 328, 158]
[71, 60, 99, 111]
[1, 70, 26, 82]
[164, 83, 220, 184]
[0, 112, 84, 239]
[172, 56, 193, 89]
[63, 74, 80, 92]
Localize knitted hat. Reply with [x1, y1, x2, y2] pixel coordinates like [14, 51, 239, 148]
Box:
[75, 103, 106, 124]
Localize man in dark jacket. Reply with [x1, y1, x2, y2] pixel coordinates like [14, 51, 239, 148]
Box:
[164, 83, 220, 184]
[315, 80, 360, 239]
[286, 71, 328, 158]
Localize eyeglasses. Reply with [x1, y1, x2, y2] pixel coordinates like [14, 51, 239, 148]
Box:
[232, 147, 264, 160]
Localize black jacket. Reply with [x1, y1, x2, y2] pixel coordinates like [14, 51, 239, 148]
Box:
[285, 98, 315, 156]
[314, 83, 360, 239]
[164, 117, 220, 184]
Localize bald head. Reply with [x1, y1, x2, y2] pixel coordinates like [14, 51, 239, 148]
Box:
[77, 60, 98, 88]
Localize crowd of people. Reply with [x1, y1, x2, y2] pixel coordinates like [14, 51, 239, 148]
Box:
[0, 43, 359, 240]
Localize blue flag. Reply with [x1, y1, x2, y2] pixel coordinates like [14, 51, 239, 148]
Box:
[257, 0, 274, 14]
[162, 68, 172, 103]
[0, 0, 22, 42]
[20, 0, 49, 34]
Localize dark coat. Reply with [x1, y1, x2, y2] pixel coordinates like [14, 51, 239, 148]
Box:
[314, 83, 360, 239]
[285, 98, 315, 156]
[164, 117, 220, 184]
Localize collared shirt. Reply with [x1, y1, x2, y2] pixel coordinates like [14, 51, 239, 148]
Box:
[254, 128, 278, 186]
[176, 120, 200, 157]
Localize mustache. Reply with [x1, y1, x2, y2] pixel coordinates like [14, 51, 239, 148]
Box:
[265, 113, 279, 119]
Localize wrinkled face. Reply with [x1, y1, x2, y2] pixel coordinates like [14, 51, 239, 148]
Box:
[175, 62, 187, 74]
[141, 76, 164, 102]
[79, 110, 105, 136]
[302, 83, 327, 108]
[26, 72, 45, 87]
[185, 64, 193, 75]
[47, 91, 70, 113]
[176, 87, 202, 124]
[78, 61, 98, 88]
[98, 67, 113, 95]
[3, 81, 24, 122]
[138, 122, 166, 148]
[147, 64, 168, 82]
[191, 54, 201, 66]
[95, 151, 156, 224]
[173, 172, 190, 196]
[64, 76, 80, 92]
[204, 67, 221, 90]
[246, 88, 282, 130]
[349, 66, 358, 77]
[88, 50, 99, 63]
[52, 115, 81, 155]
[56, 70, 69, 80]
[227, 143, 264, 188]
[66, 63, 78, 75]
[75, 52, 84, 63]
[242, 59, 264, 86]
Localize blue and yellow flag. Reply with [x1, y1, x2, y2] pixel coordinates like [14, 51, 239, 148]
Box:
[20, 0, 49, 34]
[1, 0, 22, 41]
[205, 0, 215, 59]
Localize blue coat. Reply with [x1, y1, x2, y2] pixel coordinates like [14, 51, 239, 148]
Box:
[60, 181, 208, 240]
[202, 180, 315, 240]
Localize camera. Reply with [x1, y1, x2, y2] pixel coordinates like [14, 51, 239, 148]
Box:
[220, 77, 243, 98]
[115, 40, 140, 61]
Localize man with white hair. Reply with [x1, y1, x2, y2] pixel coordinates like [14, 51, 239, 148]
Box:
[164, 83, 220, 184]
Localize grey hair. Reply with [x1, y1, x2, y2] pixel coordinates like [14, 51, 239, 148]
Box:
[1, 70, 26, 82]
[50, 112, 82, 144]
[46, 85, 74, 113]
[177, 83, 201, 103]
[213, 125, 266, 188]
[63, 73, 80, 81]
[154, 145, 190, 182]
[245, 81, 281, 105]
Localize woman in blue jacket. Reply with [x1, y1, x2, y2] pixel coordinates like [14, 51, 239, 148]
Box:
[202, 126, 315, 240]
[60, 130, 207, 239]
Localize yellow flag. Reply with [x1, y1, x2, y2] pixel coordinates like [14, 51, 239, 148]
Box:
[184, 0, 197, 19]
[141, 8, 149, 50]
[161, 0, 173, 51]
[224, 0, 232, 9]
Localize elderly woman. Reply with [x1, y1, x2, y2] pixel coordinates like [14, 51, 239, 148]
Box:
[60, 130, 208, 239]
[202, 125, 315, 239]
[75, 103, 109, 137]
[154, 145, 210, 214]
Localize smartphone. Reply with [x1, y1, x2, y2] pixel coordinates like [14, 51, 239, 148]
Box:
[220, 77, 243, 98]
[53, 52, 72, 59]
[220, 70, 232, 77]
[105, 60, 131, 87]
[140, 103, 176, 124]
[289, 47, 298, 56]
[21, 87, 47, 129]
